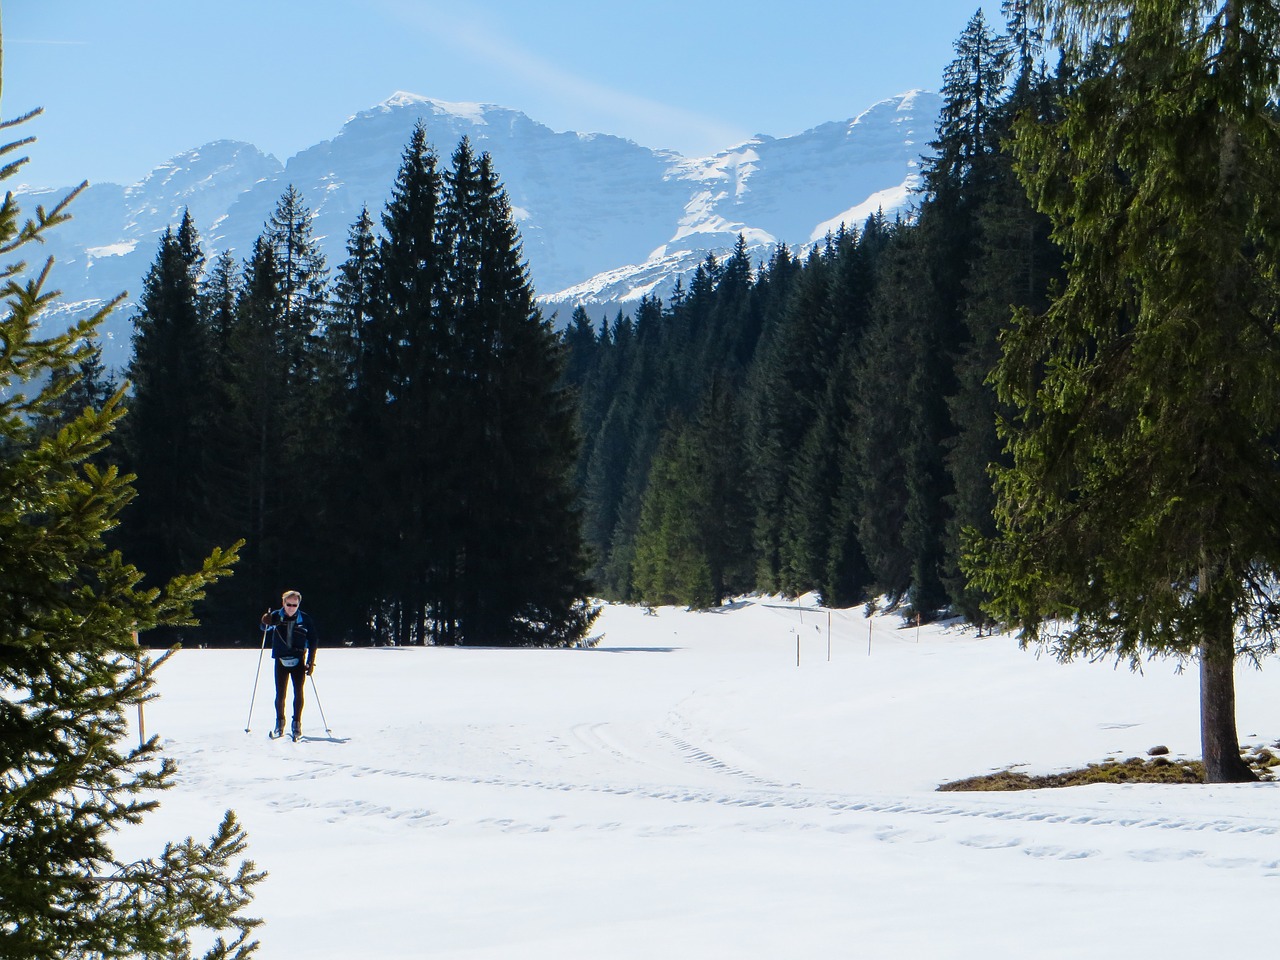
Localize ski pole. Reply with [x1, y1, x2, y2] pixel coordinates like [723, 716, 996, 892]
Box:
[309, 673, 332, 736]
[244, 623, 273, 733]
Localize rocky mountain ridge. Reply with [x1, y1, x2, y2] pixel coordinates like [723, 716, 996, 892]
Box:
[21, 89, 941, 369]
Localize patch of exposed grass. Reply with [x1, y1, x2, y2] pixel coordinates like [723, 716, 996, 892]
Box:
[938, 747, 1280, 792]
[938, 756, 1204, 791]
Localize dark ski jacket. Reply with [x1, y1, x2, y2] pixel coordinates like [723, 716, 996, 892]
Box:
[262, 609, 318, 666]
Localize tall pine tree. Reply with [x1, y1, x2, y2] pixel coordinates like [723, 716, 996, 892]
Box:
[356, 122, 446, 644]
[968, 0, 1280, 782]
[210, 189, 331, 621]
[436, 140, 595, 644]
[121, 211, 219, 602]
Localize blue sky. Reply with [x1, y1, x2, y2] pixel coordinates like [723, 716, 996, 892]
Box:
[7, 1, 1004, 189]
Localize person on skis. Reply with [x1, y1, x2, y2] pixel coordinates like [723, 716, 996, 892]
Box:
[260, 590, 318, 740]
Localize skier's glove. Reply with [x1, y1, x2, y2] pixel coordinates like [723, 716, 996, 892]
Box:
[306, 661, 315, 676]
[260, 611, 271, 626]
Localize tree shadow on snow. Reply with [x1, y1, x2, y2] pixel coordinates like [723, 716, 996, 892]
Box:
[587, 646, 681, 654]
[706, 600, 753, 613]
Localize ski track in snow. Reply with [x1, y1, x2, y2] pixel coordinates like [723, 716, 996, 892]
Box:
[172, 716, 1280, 881]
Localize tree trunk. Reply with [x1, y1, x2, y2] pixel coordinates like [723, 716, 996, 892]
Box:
[1198, 0, 1259, 788]
[1199, 619, 1256, 783]
[1197, 0, 1255, 787]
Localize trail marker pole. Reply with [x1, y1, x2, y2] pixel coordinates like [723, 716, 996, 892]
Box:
[132, 630, 146, 749]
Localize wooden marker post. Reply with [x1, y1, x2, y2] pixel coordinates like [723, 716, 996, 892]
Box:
[132, 630, 146, 749]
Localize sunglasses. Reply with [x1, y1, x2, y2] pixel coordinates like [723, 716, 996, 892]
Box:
[284, 601, 299, 608]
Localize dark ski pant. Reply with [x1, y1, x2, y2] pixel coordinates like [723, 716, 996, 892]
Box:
[274, 659, 307, 728]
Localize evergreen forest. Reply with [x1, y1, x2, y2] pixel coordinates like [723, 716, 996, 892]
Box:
[96, 128, 595, 647]
[75, 0, 1280, 699]
[565, 7, 1058, 621]
[68, 7, 1053, 645]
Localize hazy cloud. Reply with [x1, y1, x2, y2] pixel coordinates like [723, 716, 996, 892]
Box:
[381, 1, 747, 155]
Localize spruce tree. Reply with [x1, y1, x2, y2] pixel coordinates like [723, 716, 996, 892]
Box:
[312, 206, 383, 637]
[344, 129, 594, 644]
[200, 249, 242, 346]
[847, 227, 926, 607]
[358, 122, 445, 644]
[926, 9, 1011, 207]
[967, 0, 1280, 782]
[437, 141, 595, 644]
[190, 249, 245, 631]
[703, 234, 760, 373]
[632, 418, 716, 608]
[560, 305, 600, 391]
[632, 381, 752, 607]
[199, 188, 331, 625]
[121, 212, 218, 598]
[265, 186, 335, 615]
[942, 58, 1060, 626]
[329, 206, 380, 391]
[263, 185, 329, 366]
[0, 100, 260, 957]
[744, 246, 830, 592]
[218, 235, 287, 613]
[880, 8, 1012, 620]
[691, 380, 754, 602]
[583, 297, 666, 598]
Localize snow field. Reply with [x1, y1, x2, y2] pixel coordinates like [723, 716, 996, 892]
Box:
[125, 600, 1280, 958]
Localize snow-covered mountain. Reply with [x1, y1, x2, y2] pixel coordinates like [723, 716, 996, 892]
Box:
[545, 92, 937, 312]
[20, 90, 941, 370]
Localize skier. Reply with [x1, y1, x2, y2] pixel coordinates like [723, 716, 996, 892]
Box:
[260, 590, 318, 740]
